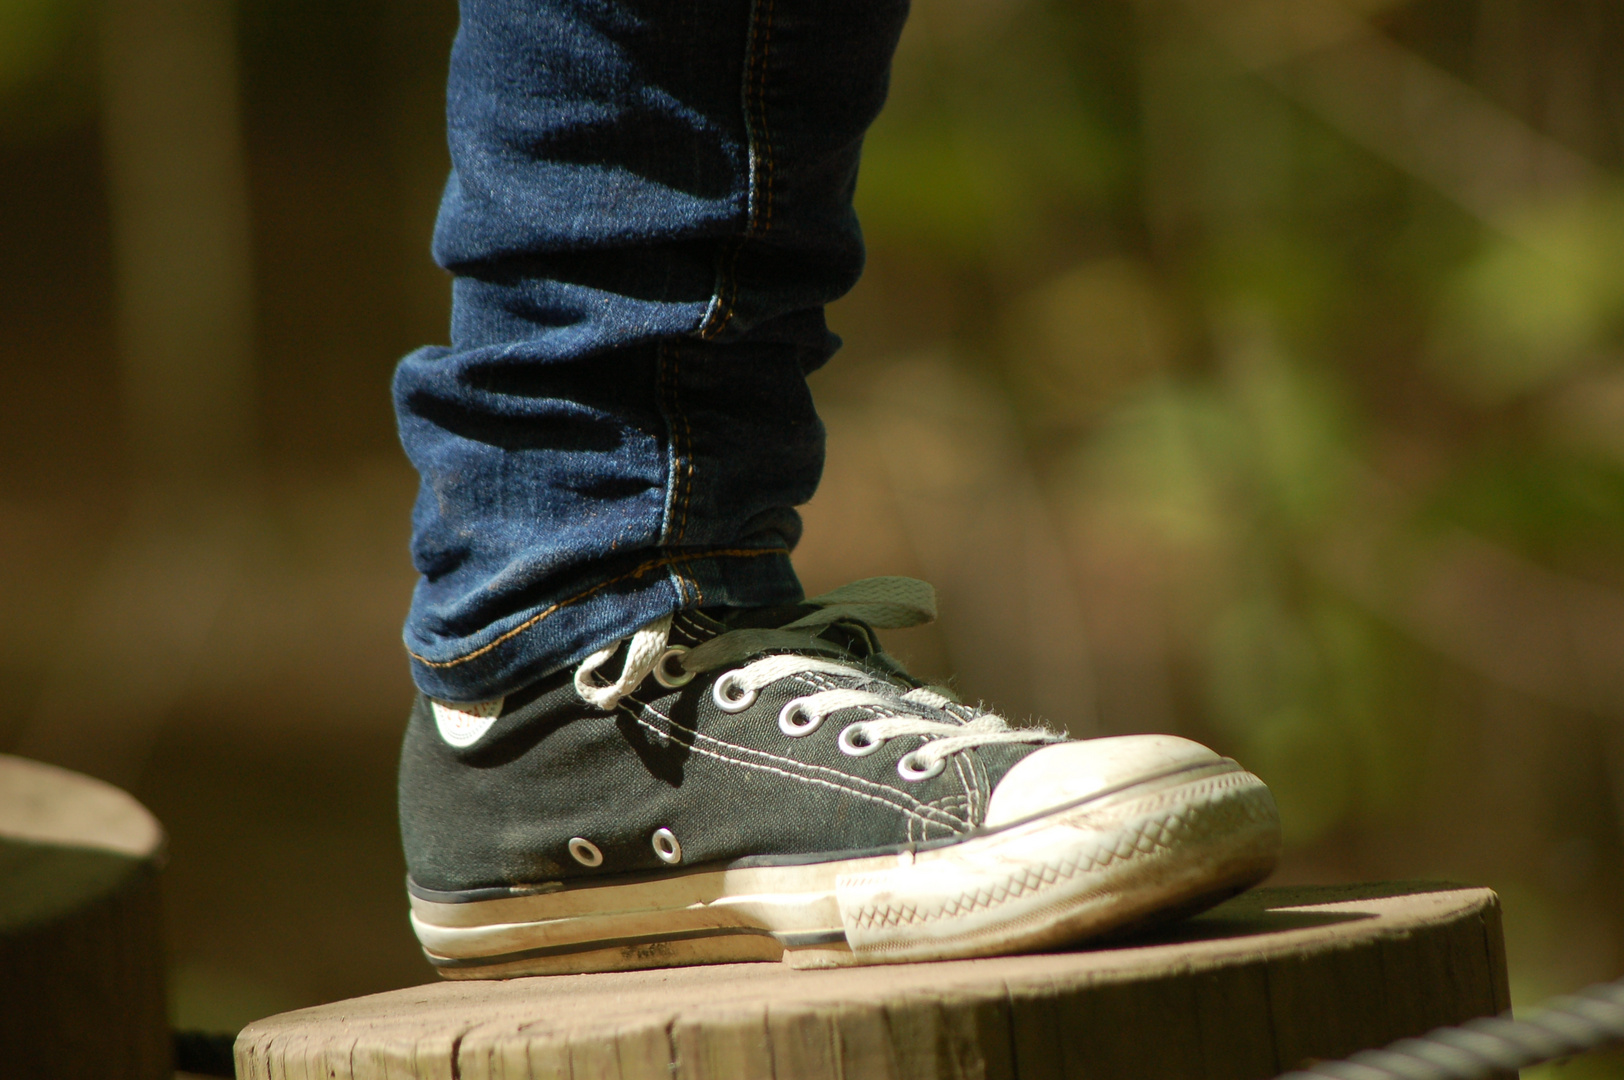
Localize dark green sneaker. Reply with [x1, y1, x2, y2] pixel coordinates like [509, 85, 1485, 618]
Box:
[400, 578, 1280, 976]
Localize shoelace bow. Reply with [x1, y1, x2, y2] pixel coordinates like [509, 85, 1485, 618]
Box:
[574, 577, 1059, 780]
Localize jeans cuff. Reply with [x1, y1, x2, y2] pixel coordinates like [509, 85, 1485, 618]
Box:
[406, 545, 804, 702]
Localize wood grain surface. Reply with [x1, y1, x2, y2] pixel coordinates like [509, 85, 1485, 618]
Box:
[237, 881, 1511, 1080]
[0, 754, 170, 1080]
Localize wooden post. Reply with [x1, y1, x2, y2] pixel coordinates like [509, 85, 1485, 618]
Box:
[0, 754, 170, 1079]
[237, 881, 1511, 1080]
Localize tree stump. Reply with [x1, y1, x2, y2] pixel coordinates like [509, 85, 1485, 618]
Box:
[0, 754, 170, 1079]
[237, 881, 1510, 1080]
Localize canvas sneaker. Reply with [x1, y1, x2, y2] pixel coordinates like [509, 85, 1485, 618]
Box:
[400, 577, 1281, 977]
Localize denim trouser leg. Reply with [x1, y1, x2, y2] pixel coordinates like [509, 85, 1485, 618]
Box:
[394, 0, 911, 702]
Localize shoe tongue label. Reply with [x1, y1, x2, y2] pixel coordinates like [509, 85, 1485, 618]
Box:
[432, 698, 504, 748]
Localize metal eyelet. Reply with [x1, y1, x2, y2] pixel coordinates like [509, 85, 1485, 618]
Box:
[897, 751, 945, 782]
[838, 723, 881, 757]
[712, 672, 758, 713]
[778, 698, 822, 737]
[653, 646, 694, 689]
[568, 837, 604, 867]
[652, 827, 682, 865]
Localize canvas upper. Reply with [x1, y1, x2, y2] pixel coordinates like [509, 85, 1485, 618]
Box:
[400, 601, 1056, 898]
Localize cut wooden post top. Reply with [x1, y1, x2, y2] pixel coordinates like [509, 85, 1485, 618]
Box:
[0, 754, 170, 1080]
[238, 882, 1511, 1080]
[0, 753, 163, 858]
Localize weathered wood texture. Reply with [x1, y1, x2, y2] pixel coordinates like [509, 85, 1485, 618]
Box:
[238, 881, 1510, 1080]
[0, 754, 170, 1079]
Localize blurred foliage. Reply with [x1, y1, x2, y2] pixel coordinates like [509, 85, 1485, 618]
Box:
[1436, 193, 1624, 403]
[0, 0, 95, 137]
[851, 0, 1624, 1017]
[0, 0, 80, 92]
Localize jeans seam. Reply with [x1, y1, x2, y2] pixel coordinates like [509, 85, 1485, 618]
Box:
[745, 0, 777, 235]
[407, 546, 783, 669]
[655, 341, 696, 546]
[678, 569, 703, 606]
[656, 341, 680, 543]
[673, 365, 695, 545]
[697, 0, 776, 341]
[698, 246, 741, 341]
[656, 342, 699, 608]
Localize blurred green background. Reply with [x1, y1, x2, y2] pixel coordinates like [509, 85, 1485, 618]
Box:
[3, 0, 1624, 1074]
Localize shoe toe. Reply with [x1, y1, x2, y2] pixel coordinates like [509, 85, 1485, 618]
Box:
[984, 735, 1224, 828]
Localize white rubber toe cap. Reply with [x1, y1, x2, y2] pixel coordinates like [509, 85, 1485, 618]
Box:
[984, 735, 1225, 829]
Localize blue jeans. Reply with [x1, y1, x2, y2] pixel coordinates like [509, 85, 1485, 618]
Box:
[394, 0, 911, 702]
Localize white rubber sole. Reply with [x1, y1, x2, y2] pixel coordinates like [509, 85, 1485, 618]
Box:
[410, 761, 1281, 977]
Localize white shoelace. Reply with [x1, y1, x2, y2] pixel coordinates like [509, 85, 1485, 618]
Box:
[574, 613, 677, 710]
[573, 577, 1060, 780]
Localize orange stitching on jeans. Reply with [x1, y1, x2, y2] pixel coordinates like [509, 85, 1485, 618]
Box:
[743, 4, 763, 231]
[406, 546, 784, 668]
[698, 243, 740, 340]
[741, 0, 776, 235]
[670, 349, 696, 544]
[753, 0, 776, 232]
[676, 568, 704, 607]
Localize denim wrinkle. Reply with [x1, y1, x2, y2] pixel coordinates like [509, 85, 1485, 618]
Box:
[395, 0, 911, 702]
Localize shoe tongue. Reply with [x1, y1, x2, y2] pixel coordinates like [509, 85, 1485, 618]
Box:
[665, 611, 725, 649]
[666, 606, 816, 649]
[704, 602, 819, 632]
[673, 603, 885, 663]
